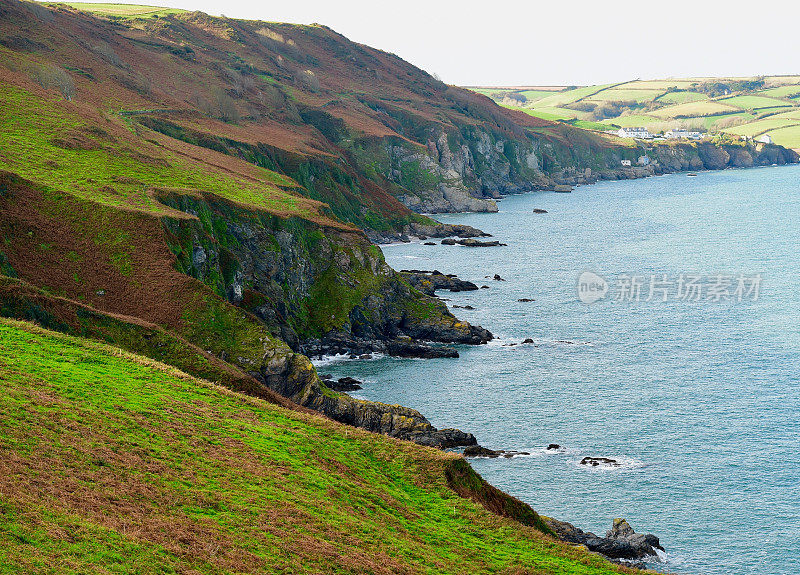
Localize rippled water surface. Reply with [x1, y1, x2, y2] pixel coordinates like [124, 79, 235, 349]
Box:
[319, 165, 800, 575]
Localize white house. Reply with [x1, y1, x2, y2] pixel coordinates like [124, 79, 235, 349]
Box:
[665, 129, 705, 140]
[617, 127, 652, 139]
[620, 159, 632, 167]
[756, 134, 773, 144]
[665, 129, 689, 139]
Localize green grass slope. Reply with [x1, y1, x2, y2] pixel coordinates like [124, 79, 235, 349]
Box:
[0, 318, 635, 575]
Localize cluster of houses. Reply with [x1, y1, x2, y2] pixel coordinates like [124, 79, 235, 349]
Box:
[614, 127, 705, 140]
[614, 126, 775, 145]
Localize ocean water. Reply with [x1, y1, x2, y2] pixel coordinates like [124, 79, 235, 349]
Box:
[318, 165, 800, 575]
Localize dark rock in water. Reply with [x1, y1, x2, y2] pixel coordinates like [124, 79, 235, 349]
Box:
[359, 354, 372, 360]
[580, 456, 621, 467]
[452, 304, 475, 310]
[493, 274, 505, 281]
[441, 238, 457, 245]
[518, 298, 535, 302]
[423, 241, 437, 245]
[320, 373, 333, 381]
[400, 269, 479, 296]
[521, 338, 534, 344]
[365, 222, 492, 244]
[325, 377, 363, 392]
[463, 445, 502, 457]
[544, 517, 663, 561]
[480, 285, 490, 289]
[410, 428, 477, 449]
[386, 338, 458, 359]
[547, 443, 561, 450]
[463, 446, 530, 458]
[533, 208, 548, 214]
[458, 238, 505, 247]
[605, 519, 664, 558]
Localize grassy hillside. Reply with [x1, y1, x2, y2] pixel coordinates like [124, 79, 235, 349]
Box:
[475, 76, 800, 149]
[0, 318, 635, 575]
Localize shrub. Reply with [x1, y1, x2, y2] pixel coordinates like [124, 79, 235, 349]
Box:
[211, 87, 240, 123]
[29, 63, 75, 100]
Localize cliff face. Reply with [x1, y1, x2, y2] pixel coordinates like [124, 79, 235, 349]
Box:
[0, 175, 478, 447]
[158, 193, 491, 357]
[0, 0, 795, 448]
[545, 139, 799, 186]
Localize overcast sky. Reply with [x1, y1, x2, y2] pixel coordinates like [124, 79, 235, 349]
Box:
[68, 0, 800, 86]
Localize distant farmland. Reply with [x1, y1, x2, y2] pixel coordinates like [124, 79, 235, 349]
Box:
[468, 77, 800, 149]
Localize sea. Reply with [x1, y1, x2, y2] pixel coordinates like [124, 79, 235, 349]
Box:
[316, 164, 800, 575]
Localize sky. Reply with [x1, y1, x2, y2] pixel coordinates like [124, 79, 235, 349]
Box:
[68, 0, 800, 86]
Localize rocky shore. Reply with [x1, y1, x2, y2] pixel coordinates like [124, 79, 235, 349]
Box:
[545, 517, 664, 563]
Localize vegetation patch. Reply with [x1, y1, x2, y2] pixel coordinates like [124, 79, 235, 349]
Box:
[0, 319, 632, 575]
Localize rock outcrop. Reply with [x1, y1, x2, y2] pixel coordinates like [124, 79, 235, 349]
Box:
[160, 194, 492, 360]
[544, 517, 664, 561]
[400, 269, 479, 296]
[256, 347, 476, 448]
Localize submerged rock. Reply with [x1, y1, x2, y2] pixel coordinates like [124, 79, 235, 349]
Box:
[580, 456, 621, 467]
[533, 208, 548, 214]
[518, 298, 535, 302]
[546, 443, 561, 450]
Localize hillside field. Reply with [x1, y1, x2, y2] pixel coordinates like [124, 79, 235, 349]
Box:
[0, 318, 635, 575]
[472, 76, 800, 149]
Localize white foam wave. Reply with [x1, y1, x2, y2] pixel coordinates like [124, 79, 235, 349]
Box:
[310, 353, 386, 367]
